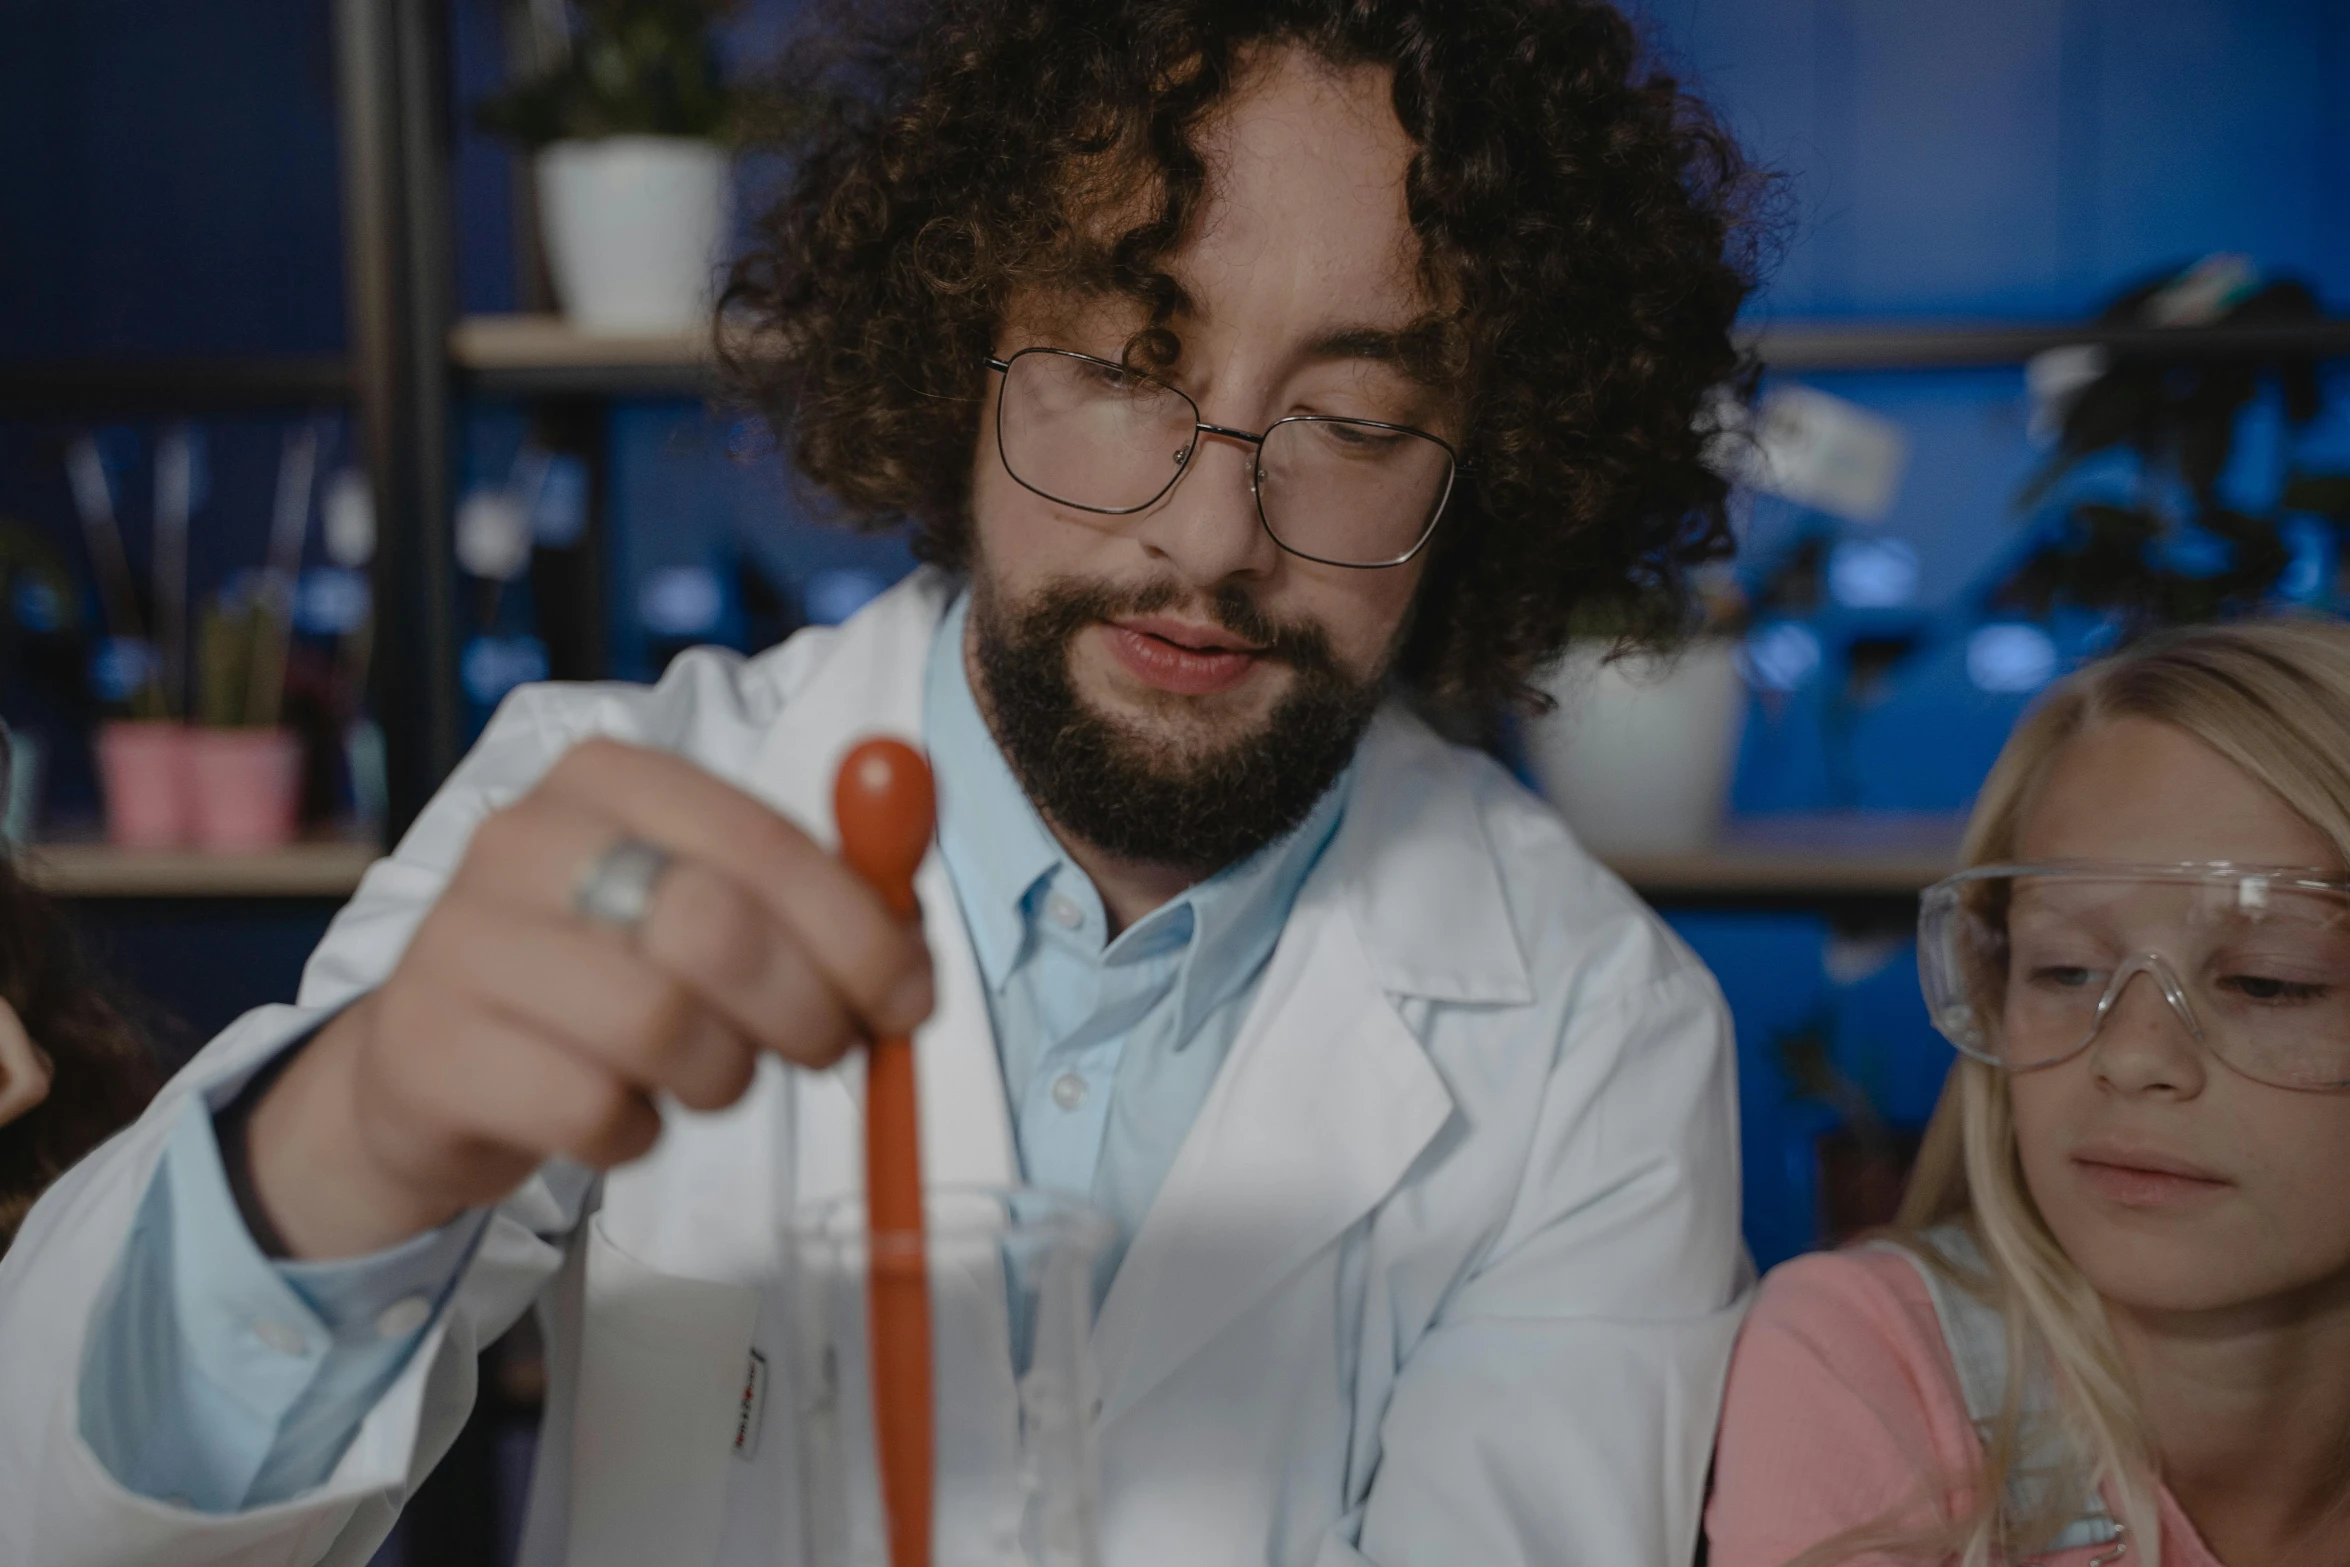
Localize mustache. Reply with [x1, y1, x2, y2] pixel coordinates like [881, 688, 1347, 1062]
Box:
[1015, 576, 1342, 676]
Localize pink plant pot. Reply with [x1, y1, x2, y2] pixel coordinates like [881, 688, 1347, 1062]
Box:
[187, 728, 303, 853]
[98, 720, 194, 849]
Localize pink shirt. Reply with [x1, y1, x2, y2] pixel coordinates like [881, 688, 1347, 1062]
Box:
[1705, 1246, 2224, 1567]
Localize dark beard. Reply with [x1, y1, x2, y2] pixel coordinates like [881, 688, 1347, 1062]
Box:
[968, 574, 1384, 875]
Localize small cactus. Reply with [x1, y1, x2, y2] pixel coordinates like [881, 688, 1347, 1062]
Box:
[196, 576, 291, 729]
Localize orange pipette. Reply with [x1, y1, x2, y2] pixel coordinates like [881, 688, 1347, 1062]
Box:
[834, 738, 937, 1567]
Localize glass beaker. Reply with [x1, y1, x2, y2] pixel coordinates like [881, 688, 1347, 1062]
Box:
[780, 1186, 1113, 1567]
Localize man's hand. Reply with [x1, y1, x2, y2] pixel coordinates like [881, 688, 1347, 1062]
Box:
[246, 739, 933, 1260]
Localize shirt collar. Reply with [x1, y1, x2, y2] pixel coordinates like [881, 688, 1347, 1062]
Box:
[1165, 775, 1345, 1043]
[923, 588, 1352, 1040]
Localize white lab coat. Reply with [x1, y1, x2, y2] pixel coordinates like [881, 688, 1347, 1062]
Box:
[0, 569, 1748, 1567]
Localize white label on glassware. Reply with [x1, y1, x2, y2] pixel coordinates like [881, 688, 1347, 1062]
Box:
[733, 1348, 768, 1461]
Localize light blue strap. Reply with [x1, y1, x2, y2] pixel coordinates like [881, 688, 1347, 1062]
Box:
[1876, 1227, 2123, 1554]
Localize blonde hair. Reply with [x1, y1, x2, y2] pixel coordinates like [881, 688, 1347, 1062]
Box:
[1810, 619, 2350, 1567]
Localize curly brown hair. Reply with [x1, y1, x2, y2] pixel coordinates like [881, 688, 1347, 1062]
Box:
[724, 0, 1766, 713]
[0, 855, 160, 1255]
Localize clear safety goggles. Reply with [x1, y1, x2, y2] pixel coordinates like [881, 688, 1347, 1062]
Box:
[1919, 863, 2350, 1092]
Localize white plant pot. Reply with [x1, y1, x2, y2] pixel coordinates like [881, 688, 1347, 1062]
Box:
[536, 136, 731, 335]
[1523, 638, 1746, 855]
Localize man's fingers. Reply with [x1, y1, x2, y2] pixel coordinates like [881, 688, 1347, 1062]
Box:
[400, 1008, 663, 1170]
[637, 857, 860, 1065]
[534, 739, 933, 1034]
[422, 901, 772, 1105]
[455, 793, 865, 1067]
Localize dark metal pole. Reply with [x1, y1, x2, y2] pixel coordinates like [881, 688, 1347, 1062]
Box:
[334, 0, 461, 842]
[392, 0, 462, 815]
[326, 11, 507, 1561]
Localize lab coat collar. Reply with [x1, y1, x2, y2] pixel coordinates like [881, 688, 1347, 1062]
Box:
[1334, 709, 1535, 1007]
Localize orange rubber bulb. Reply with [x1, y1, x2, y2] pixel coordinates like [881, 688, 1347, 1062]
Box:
[835, 738, 936, 921]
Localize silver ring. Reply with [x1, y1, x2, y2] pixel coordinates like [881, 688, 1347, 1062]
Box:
[572, 836, 673, 937]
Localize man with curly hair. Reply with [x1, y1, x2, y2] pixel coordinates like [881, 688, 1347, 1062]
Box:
[0, 2, 1762, 1563]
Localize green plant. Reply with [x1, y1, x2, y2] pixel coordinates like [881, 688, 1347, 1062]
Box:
[1998, 258, 2349, 637]
[196, 586, 286, 729]
[476, 0, 742, 147]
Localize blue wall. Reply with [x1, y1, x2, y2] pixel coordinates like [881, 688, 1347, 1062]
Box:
[1646, 0, 2350, 320]
[0, 0, 347, 358]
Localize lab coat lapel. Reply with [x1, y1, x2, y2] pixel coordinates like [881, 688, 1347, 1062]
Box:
[1091, 899, 1450, 1429]
[1091, 713, 1528, 1427]
[746, 570, 1019, 1205]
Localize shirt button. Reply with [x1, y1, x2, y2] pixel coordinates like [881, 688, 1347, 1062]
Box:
[1046, 893, 1083, 930]
[250, 1317, 309, 1356]
[1050, 1072, 1089, 1111]
[375, 1295, 433, 1340]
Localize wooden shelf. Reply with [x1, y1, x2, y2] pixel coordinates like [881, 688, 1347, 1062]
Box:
[1607, 812, 1965, 911]
[0, 357, 351, 417]
[17, 838, 379, 899]
[446, 312, 2350, 398]
[1746, 317, 2350, 372]
[451, 314, 716, 398]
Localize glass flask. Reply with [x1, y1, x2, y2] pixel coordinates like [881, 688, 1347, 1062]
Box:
[779, 1186, 1114, 1567]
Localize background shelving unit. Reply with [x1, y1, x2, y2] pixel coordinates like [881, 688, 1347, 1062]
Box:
[450, 312, 714, 398]
[0, 360, 368, 904]
[1607, 812, 1963, 914]
[0, 4, 415, 904]
[416, 304, 2346, 925]
[448, 310, 2350, 390]
[23, 4, 2341, 905]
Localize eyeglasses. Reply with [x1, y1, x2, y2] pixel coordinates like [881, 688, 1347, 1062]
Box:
[1919, 863, 2350, 1092]
[984, 347, 1460, 569]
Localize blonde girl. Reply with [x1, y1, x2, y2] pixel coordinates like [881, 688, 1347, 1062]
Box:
[1706, 621, 2350, 1567]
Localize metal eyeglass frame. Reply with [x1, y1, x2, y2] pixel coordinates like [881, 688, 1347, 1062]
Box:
[1918, 860, 2350, 1091]
[984, 346, 1461, 570]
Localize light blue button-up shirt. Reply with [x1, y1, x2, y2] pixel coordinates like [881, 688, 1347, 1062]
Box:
[81, 587, 1348, 1510]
